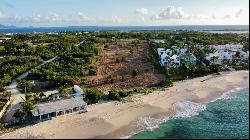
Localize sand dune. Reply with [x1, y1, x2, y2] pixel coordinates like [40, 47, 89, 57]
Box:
[0, 70, 249, 139]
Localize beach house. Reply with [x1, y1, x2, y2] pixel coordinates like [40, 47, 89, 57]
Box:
[32, 97, 87, 121]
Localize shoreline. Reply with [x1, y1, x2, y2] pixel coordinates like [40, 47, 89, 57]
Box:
[0, 70, 249, 139]
[95, 83, 249, 139]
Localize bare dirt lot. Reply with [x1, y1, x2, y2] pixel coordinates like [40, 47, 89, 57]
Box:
[86, 39, 165, 93]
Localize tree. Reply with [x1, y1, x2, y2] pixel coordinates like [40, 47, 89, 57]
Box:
[89, 66, 97, 75]
[13, 109, 26, 124]
[21, 93, 36, 114]
[84, 88, 102, 104]
[18, 79, 36, 93]
[22, 100, 35, 114]
[2, 91, 11, 100]
[108, 90, 121, 101]
[39, 92, 46, 99]
[158, 79, 173, 88]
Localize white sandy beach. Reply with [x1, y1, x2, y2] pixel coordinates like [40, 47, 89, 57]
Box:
[0, 70, 249, 139]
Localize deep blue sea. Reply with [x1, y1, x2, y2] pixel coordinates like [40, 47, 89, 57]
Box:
[0, 25, 249, 34]
[130, 88, 249, 139]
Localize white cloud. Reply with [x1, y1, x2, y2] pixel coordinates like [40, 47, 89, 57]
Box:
[111, 16, 122, 23]
[0, 11, 8, 20]
[50, 13, 62, 22]
[224, 14, 231, 19]
[220, 9, 245, 20]
[235, 9, 243, 18]
[135, 8, 149, 16]
[78, 12, 90, 21]
[152, 6, 190, 20]
[212, 15, 216, 20]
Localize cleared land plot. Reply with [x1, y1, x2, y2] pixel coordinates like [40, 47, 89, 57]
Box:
[86, 39, 165, 93]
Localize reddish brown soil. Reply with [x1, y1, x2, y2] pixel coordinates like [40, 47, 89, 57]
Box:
[86, 39, 165, 93]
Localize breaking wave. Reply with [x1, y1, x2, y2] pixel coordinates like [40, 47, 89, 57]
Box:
[122, 86, 248, 139]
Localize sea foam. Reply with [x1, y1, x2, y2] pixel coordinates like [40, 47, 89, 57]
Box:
[122, 100, 207, 139]
[211, 87, 247, 102]
[122, 87, 248, 139]
[172, 100, 206, 118]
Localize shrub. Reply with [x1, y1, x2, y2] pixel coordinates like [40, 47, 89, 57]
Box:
[132, 69, 139, 77]
[89, 66, 97, 75]
[107, 75, 115, 83]
[143, 88, 152, 95]
[84, 88, 102, 104]
[108, 90, 134, 101]
[121, 57, 126, 62]
[158, 79, 173, 88]
[108, 90, 121, 101]
[115, 58, 121, 63]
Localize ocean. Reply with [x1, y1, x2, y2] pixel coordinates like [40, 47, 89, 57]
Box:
[130, 88, 249, 139]
[0, 25, 249, 34]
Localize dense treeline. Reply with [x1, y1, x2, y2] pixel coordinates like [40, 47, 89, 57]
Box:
[27, 41, 103, 87]
[0, 56, 43, 91]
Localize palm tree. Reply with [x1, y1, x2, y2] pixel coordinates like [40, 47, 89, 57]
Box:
[21, 93, 36, 115]
[13, 109, 26, 124]
[2, 91, 11, 100]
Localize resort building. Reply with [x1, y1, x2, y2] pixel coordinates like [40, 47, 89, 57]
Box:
[32, 97, 87, 121]
[170, 54, 181, 67]
[157, 45, 196, 67]
[157, 48, 173, 67]
[208, 44, 243, 52]
[206, 44, 248, 64]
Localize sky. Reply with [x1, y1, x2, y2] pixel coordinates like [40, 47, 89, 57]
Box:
[0, 0, 249, 27]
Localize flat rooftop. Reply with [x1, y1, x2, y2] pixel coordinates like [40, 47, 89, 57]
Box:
[32, 97, 87, 116]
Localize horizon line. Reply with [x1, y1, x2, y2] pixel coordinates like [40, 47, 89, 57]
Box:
[1, 24, 249, 28]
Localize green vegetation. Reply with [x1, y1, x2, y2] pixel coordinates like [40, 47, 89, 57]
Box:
[0, 56, 42, 91]
[13, 93, 36, 123]
[84, 88, 103, 104]
[17, 79, 36, 93]
[13, 109, 26, 124]
[89, 66, 97, 75]
[108, 90, 134, 101]
[0, 31, 248, 105]
[157, 79, 173, 88]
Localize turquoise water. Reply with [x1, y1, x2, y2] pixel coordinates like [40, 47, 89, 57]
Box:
[131, 88, 249, 139]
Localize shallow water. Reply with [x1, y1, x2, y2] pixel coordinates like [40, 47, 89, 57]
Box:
[130, 88, 249, 139]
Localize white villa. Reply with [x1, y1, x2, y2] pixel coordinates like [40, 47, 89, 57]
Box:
[208, 44, 243, 52]
[206, 44, 248, 64]
[206, 50, 234, 64]
[157, 45, 196, 67]
[170, 54, 181, 66]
